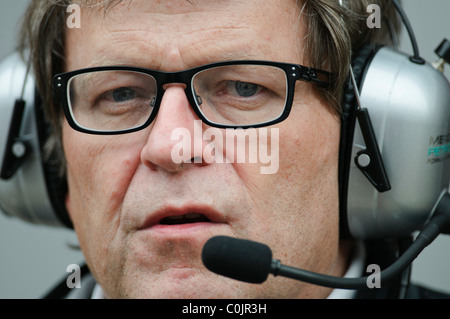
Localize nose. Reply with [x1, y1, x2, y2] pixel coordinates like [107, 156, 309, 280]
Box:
[140, 85, 210, 173]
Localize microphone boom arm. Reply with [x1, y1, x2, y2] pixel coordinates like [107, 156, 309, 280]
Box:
[270, 189, 450, 289]
[202, 189, 450, 290]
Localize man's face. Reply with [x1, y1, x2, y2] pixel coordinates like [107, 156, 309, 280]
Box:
[63, 0, 345, 298]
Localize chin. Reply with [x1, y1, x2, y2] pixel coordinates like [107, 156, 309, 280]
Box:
[108, 272, 246, 299]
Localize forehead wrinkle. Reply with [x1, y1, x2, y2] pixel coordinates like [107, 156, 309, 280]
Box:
[80, 9, 255, 69]
[73, 39, 157, 70]
[177, 26, 277, 67]
[87, 24, 277, 71]
[69, 0, 302, 71]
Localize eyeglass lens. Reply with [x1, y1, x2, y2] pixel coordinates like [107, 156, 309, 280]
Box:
[67, 64, 288, 131]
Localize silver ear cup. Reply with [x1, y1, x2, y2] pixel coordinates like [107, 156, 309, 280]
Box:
[0, 53, 64, 226]
[347, 47, 450, 239]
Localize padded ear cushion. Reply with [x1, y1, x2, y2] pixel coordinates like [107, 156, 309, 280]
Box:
[338, 44, 380, 239]
[34, 89, 73, 229]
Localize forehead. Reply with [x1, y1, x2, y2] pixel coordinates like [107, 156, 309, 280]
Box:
[65, 0, 305, 71]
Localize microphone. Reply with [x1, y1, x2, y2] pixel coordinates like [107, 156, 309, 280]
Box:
[202, 235, 272, 284]
[202, 191, 450, 289]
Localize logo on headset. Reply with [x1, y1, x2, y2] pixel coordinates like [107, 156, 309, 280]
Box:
[428, 133, 450, 164]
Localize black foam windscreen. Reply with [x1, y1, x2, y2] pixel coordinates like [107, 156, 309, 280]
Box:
[201, 236, 272, 284]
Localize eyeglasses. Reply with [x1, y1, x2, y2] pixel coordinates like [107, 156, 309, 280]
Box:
[53, 60, 330, 135]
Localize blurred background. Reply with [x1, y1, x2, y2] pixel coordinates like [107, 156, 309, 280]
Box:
[0, 0, 449, 298]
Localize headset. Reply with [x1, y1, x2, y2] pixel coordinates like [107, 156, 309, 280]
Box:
[0, 53, 72, 228]
[340, 41, 450, 239]
[337, 0, 450, 240]
[0, 1, 449, 243]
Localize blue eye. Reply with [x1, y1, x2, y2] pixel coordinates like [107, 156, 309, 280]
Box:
[112, 87, 137, 102]
[234, 81, 259, 97]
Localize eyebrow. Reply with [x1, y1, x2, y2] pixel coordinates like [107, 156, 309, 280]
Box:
[86, 46, 276, 73]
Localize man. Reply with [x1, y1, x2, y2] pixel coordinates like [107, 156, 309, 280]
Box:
[19, 0, 411, 299]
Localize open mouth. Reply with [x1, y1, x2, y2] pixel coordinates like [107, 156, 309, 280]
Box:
[159, 213, 211, 225]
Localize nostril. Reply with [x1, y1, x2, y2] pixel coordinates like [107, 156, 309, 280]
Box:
[190, 156, 203, 164]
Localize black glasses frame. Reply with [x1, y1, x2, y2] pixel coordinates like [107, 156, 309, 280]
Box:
[53, 60, 331, 135]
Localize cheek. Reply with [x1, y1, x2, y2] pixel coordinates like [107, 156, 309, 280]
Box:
[281, 104, 341, 244]
[62, 123, 142, 242]
[282, 119, 339, 178]
[253, 102, 341, 257]
[227, 103, 340, 237]
[283, 86, 341, 180]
